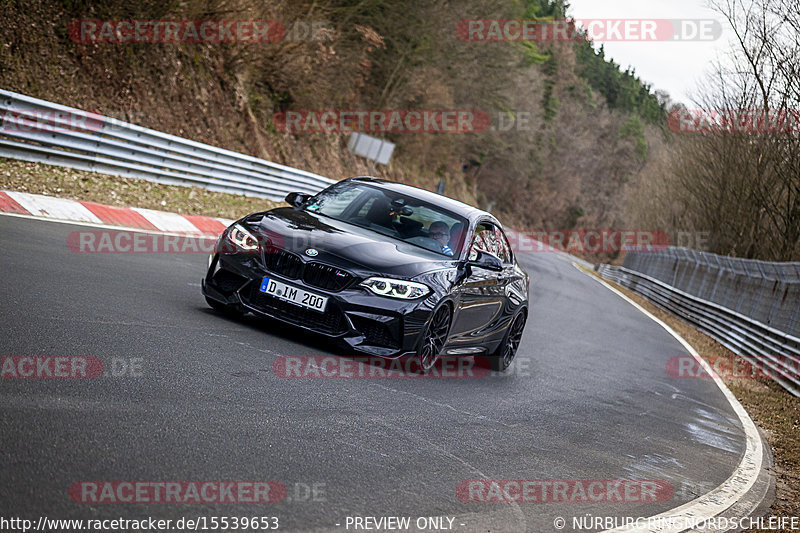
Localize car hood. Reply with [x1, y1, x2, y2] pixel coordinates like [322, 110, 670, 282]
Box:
[247, 207, 458, 277]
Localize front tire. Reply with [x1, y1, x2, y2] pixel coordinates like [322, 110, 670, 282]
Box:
[416, 305, 452, 373]
[487, 312, 526, 371]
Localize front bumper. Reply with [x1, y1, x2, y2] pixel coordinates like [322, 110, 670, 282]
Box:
[202, 253, 436, 357]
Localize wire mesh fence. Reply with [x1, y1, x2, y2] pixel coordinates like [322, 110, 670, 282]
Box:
[598, 247, 800, 395]
[623, 247, 800, 337]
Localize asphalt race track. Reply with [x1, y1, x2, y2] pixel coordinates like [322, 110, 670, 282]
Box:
[0, 215, 752, 532]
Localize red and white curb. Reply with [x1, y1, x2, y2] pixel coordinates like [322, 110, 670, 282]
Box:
[0, 190, 233, 236]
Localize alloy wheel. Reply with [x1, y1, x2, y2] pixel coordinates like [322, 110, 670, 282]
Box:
[417, 306, 451, 372]
[499, 313, 526, 367]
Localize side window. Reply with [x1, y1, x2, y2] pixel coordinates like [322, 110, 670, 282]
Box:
[469, 222, 500, 260]
[495, 227, 513, 263]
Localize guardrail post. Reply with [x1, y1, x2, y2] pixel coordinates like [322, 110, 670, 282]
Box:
[708, 254, 724, 303]
[789, 295, 800, 334]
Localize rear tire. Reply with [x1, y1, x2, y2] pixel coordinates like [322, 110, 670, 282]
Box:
[486, 312, 526, 372]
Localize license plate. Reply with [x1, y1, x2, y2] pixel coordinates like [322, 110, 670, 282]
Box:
[259, 277, 328, 312]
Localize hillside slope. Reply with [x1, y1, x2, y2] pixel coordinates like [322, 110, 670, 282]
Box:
[0, 0, 666, 239]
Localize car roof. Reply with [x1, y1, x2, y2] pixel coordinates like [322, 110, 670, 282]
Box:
[344, 176, 495, 225]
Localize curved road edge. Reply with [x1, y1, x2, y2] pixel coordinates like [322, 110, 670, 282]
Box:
[573, 262, 774, 533]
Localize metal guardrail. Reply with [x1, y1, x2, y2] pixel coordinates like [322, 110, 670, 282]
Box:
[623, 247, 800, 336]
[0, 89, 335, 201]
[597, 249, 800, 396]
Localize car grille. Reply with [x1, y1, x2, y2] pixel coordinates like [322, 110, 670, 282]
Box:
[262, 247, 303, 279]
[261, 248, 354, 292]
[242, 284, 348, 336]
[303, 262, 354, 292]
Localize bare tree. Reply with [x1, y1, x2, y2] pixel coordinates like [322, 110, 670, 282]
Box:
[628, 0, 800, 260]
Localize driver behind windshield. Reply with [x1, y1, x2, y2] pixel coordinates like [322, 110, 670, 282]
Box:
[429, 221, 454, 256]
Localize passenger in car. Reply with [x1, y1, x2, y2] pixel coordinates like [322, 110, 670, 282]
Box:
[429, 221, 454, 256]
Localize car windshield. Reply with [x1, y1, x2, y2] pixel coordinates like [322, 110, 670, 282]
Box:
[305, 182, 468, 257]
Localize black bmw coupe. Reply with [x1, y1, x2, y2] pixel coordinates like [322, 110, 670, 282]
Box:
[202, 177, 529, 372]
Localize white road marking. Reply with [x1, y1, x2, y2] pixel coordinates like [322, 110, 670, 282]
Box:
[574, 262, 764, 533]
[132, 207, 203, 233]
[5, 191, 103, 224]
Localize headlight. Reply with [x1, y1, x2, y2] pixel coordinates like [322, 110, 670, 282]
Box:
[227, 223, 259, 251]
[360, 277, 431, 299]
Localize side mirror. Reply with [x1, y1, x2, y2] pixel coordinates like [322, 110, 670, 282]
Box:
[468, 251, 503, 272]
[285, 192, 311, 208]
